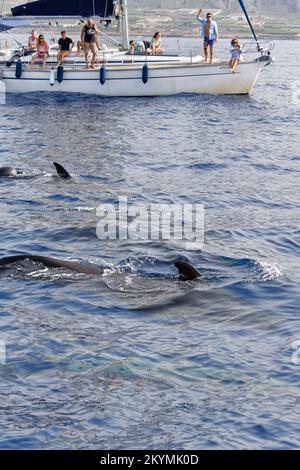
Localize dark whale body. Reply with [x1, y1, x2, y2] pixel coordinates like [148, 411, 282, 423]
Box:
[0, 166, 18, 177]
[0, 163, 70, 179]
[0, 255, 201, 280]
[0, 255, 104, 275]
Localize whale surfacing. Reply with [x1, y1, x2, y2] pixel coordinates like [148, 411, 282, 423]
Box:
[0, 166, 18, 177]
[0, 162, 71, 179]
[0, 255, 104, 275]
[0, 255, 201, 281]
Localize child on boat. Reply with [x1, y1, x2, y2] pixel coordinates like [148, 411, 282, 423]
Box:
[230, 38, 242, 73]
[150, 32, 164, 55]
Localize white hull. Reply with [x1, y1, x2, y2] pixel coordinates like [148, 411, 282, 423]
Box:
[0, 59, 265, 96]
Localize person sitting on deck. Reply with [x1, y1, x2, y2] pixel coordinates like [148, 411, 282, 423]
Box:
[29, 34, 49, 69]
[81, 18, 100, 69]
[57, 31, 74, 65]
[229, 38, 242, 73]
[27, 30, 38, 52]
[76, 40, 85, 55]
[150, 32, 164, 54]
[129, 40, 148, 55]
[196, 8, 218, 63]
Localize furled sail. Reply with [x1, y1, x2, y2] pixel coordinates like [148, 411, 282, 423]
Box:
[11, 0, 115, 18]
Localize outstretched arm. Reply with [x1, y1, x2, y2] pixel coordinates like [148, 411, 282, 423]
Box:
[197, 8, 203, 18]
[196, 8, 205, 23]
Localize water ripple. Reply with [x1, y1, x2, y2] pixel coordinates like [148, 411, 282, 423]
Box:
[0, 38, 299, 450]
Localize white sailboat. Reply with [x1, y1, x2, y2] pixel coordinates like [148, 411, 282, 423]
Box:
[0, 0, 274, 97]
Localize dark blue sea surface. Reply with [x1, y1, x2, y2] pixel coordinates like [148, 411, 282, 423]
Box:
[0, 38, 300, 449]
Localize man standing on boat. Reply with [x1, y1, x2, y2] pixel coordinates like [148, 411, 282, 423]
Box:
[81, 18, 100, 69]
[196, 9, 218, 63]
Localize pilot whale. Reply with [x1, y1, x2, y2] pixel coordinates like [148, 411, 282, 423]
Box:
[0, 166, 18, 177]
[0, 255, 201, 281]
[0, 162, 71, 179]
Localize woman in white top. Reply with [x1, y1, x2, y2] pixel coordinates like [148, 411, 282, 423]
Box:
[28, 30, 38, 51]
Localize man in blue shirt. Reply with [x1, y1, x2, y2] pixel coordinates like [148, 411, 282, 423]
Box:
[196, 8, 218, 63]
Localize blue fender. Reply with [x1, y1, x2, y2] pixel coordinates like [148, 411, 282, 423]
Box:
[57, 65, 64, 83]
[15, 59, 22, 79]
[100, 65, 106, 85]
[142, 64, 149, 84]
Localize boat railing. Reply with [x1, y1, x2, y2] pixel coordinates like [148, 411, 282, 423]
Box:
[0, 39, 11, 50]
[241, 40, 275, 55]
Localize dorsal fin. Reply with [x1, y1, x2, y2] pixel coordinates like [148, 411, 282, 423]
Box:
[174, 260, 201, 281]
[53, 162, 71, 179]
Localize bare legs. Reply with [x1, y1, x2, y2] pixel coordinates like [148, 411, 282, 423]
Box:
[29, 52, 47, 70]
[230, 58, 239, 73]
[76, 41, 84, 56]
[204, 42, 214, 63]
[84, 44, 97, 69]
[57, 50, 71, 65]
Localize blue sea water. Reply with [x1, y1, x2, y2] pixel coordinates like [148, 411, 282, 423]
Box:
[0, 37, 300, 450]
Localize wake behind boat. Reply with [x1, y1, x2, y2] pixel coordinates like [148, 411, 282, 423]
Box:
[0, 0, 274, 96]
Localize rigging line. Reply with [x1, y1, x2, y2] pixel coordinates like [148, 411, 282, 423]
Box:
[6, 29, 26, 50]
[237, 0, 259, 45]
[92, 0, 96, 17]
[104, 0, 109, 18]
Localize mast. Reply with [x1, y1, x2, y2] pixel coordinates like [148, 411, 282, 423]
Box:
[237, 0, 262, 52]
[120, 0, 129, 50]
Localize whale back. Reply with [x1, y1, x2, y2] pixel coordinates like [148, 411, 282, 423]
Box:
[0, 255, 104, 275]
[0, 166, 18, 177]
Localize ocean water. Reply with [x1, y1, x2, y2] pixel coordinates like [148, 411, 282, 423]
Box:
[0, 37, 300, 450]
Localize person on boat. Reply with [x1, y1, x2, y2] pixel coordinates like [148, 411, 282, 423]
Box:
[229, 38, 242, 73]
[150, 32, 164, 54]
[77, 38, 101, 56]
[81, 18, 100, 69]
[27, 30, 38, 52]
[196, 9, 218, 63]
[76, 40, 85, 55]
[29, 34, 49, 69]
[57, 31, 74, 65]
[129, 40, 147, 55]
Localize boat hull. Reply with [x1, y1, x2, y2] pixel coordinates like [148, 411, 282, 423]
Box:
[1, 60, 264, 96]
